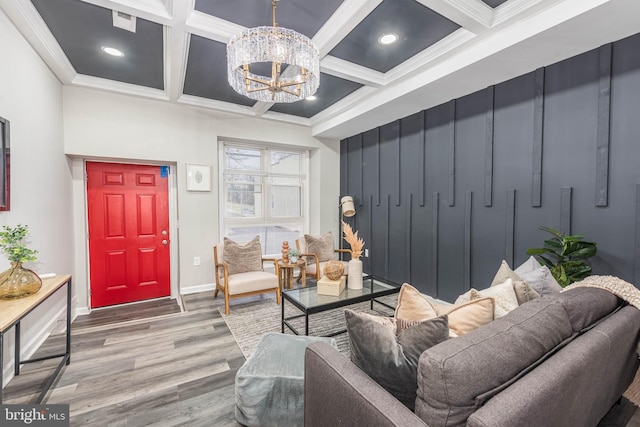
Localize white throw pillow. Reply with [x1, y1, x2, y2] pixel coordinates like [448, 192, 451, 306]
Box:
[515, 256, 562, 296]
[454, 289, 473, 305]
[470, 279, 519, 318]
[490, 260, 540, 305]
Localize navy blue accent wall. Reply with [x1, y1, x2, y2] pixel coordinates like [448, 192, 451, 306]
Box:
[341, 32, 640, 300]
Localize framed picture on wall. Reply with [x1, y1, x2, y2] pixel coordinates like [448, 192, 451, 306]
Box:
[186, 163, 211, 192]
[0, 116, 10, 211]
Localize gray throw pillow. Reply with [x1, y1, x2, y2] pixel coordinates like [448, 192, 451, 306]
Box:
[515, 256, 562, 296]
[223, 236, 263, 275]
[345, 309, 449, 410]
[304, 232, 335, 265]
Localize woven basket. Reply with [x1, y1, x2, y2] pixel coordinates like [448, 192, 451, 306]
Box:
[323, 260, 345, 281]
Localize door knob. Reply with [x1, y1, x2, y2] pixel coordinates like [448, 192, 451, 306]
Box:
[162, 240, 168, 245]
[161, 230, 168, 236]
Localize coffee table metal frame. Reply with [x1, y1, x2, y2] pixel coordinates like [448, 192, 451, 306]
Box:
[281, 275, 399, 337]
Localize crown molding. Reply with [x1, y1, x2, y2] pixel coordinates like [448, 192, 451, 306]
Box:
[72, 75, 169, 101]
[493, 0, 554, 27]
[178, 95, 311, 127]
[80, 0, 172, 25]
[384, 28, 476, 84]
[0, 0, 77, 84]
[178, 94, 259, 116]
[415, 0, 493, 33]
[259, 110, 312, 127]
[310, 85, 378, 125]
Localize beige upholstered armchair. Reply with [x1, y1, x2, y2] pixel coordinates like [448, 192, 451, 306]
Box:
[296, 232, 351, 281]
[213, 236, 281, 314]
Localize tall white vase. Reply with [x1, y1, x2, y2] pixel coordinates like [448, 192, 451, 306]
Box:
[348, 259, 363, 289]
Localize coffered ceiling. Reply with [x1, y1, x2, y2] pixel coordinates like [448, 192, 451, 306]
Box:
[1, 0, 639, 139]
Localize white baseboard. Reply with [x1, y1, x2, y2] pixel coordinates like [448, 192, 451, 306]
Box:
[180, 282, 215, 295]
[2, 295, 78, 388]
[76, 306, 90, 316]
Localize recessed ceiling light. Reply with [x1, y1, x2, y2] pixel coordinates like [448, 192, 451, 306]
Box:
[378, 33, 398, 45]
[306, 95, 317, 101]
[101, 46, 124, 57]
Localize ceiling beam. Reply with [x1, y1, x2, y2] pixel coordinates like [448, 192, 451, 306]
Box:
[312, 0, 635, 139]
[312, 0, 384, 58]
[165, 0, 192, 102]
[414, 0, 493, 33]
[384, 28, 476, 85]
[186, 11, 244, 44]
[320, 56, 384, 88]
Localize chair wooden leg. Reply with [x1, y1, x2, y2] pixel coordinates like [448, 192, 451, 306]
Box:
[224, 295, 230, 315]
[214, 287, 219, 298]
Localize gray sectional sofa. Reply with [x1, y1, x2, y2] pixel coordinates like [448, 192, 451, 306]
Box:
[304, 287, 640, 426]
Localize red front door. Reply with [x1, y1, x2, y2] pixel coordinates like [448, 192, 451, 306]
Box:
[87, 162, 171, 308]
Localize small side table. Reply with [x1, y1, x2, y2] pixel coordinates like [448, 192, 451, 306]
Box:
[278, 259, 306, 290]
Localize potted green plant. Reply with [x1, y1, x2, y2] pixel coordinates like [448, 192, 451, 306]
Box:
[288, 247, 301, 263]
[526, 226, 597, 287]
[0, 224, 42, 299]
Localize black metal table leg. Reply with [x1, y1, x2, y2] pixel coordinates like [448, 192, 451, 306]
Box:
[66, 279, 72, 365]
[14, 321, 20, 376]
[281, 292, 285, 333]
[0, 332, 3, 404]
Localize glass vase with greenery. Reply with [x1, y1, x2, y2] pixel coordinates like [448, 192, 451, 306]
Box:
[526, 226, 597, 287]
[0, 224, 42, 299]
[0, 224, 38, 264]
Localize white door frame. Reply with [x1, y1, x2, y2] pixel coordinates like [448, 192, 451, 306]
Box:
[71, 158, 180, 314]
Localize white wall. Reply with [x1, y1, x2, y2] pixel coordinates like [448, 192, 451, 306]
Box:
[63, 87, 340, 310]
[0, 10, 74, 386]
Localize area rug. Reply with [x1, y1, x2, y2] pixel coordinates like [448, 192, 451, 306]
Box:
[219, 294, 397, 358]
[624, 368, 640, 407]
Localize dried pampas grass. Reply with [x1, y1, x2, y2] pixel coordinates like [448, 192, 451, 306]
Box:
[342, 221, 364, 259]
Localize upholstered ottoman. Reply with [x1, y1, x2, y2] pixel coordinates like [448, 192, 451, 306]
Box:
[235, 332, 337, 427]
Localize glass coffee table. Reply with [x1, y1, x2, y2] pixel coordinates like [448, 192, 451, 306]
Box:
[281, 275, 400, 337]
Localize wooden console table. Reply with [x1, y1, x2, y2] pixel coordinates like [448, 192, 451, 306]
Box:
[0, 274, 72, 403]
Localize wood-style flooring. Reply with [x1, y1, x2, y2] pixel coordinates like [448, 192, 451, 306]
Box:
[2, 291, 640, 426]
[3, 292, 248, 426]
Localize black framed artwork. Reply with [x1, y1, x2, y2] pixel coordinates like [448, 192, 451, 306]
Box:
[0, 116, 10, 211]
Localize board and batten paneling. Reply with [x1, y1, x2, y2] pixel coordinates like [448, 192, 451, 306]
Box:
[340, 32, 640, 300]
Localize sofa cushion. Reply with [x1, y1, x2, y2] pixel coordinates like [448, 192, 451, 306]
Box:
[491, 260, 522, 285]
[345, 309, 449, 411]
[415, 297, 573, 427]
[436, 298, 495, 337]
[223, 236, 263, 275]
[305, 232, 335, 264]
[511, 280, 540, 305]
[556, 287, 621, 332]
[469, 279, 519, 318]
[395, 283, 438, 320]
[515, 256, 562, 296]
[491, 260, 540, 305]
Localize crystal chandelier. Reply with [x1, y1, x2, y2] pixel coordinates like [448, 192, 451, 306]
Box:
[226, 0, 320, 103]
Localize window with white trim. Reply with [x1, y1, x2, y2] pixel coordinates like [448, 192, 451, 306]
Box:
[220, 143, 308, 256]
